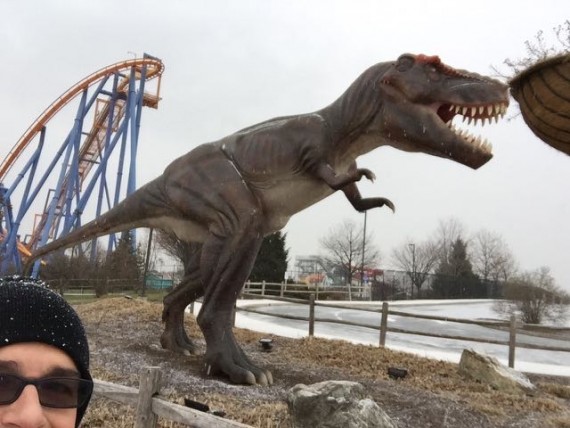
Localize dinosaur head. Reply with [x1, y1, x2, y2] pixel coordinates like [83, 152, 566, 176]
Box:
[374, 53, 509, 169]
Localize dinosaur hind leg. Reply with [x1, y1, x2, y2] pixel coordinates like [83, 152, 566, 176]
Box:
[197, 229, 270, 385]
[161, 243, 203, 355]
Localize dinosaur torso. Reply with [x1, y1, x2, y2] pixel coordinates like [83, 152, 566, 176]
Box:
[218, 113, 343, 231]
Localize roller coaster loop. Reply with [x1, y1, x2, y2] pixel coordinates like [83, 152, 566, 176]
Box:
[0, 53, 164, 276]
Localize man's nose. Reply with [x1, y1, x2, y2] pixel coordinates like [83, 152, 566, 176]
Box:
[0, 385, 47, 427]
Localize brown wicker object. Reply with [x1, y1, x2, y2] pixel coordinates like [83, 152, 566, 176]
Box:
[510, 53, 570, 155]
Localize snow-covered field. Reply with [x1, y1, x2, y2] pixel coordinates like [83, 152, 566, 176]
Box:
[191, 299, 570, 377]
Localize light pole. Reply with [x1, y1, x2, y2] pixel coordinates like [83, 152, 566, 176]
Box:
[408, 243, 416, 299]
[360, 211, 368, 292]
[142, 228, 154, 297]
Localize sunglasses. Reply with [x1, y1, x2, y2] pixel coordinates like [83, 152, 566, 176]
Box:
[0, 373, 93, 408]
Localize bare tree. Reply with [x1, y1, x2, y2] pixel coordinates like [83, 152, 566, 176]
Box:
[391, 240, 439, 297]
[470, 229, 517, 283]
[494, 20, 570, 77]
[494, 266, 568, 325]
[431, 217, 466, 266]
[155, 230, 200, 268]
[319, 219, 380, 288]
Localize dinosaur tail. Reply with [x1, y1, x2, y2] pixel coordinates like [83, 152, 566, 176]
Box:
[25, 178, 165, 273]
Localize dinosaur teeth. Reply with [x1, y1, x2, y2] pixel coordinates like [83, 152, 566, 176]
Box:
[449, 102, 507, 121]
[497, 103, 507, 115]
[450, 124, 492, 153]
[445, 101, 507, 155]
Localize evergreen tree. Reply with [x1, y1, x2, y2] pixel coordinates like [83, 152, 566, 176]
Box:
[249, 232, 289, 283]
[432, 238, 482, 298]
[104, 232, 142, 280]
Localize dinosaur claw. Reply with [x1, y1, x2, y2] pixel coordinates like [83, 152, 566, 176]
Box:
[357, 168, 376, 182]
[384, 198, 396, 212]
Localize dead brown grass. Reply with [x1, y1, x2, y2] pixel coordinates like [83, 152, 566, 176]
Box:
[274, 335, 566, 416]
[539, 383, 570, 399]
[75, 297, 570, 427]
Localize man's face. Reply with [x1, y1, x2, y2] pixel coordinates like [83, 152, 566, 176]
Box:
[0, 342, 78, 428]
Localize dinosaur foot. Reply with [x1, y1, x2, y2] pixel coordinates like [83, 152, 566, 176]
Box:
[160, 327, 198, 356]
[205, 350, 273, 386]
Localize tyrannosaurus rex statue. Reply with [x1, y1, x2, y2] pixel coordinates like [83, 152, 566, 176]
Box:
[26, 53, 509, 385]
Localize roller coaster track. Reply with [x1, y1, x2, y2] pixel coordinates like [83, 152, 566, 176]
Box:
[0, 58, 163, 182]
[28, 74, 161, 249]
[0, 56, 164, 272]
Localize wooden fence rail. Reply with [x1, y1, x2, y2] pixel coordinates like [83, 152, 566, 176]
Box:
[94, 366, 252, 428]
[235, 293, 570, 369]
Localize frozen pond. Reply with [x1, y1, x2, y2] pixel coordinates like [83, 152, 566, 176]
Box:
[225, 300, 570, 377]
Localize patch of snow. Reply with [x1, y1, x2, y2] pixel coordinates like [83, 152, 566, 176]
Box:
[198, 299, 570, 377]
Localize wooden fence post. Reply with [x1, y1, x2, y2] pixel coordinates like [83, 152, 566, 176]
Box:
[308, 294, 315, 337]
[280, 281, 285, 298]
[261, 280, 266, 296]
[508, 315, 516, 368]
[379, 301, 389, 347]
[135, 366, 162, 428]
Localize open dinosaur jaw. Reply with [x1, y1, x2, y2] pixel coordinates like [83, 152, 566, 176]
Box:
[435, 100, 509, 167]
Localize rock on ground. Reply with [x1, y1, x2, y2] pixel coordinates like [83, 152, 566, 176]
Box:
[459, 349, 535, 395]
[287, 380, 397, 428]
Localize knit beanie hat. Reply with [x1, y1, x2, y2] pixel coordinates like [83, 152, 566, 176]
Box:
[0, 276, 92, 427]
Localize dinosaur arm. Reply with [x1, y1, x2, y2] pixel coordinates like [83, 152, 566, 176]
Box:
[313, 161, 376, 191]
[341, 182, 395, 213]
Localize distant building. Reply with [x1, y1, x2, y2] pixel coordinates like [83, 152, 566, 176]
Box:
[294, 255, 328, 285]
[144, 271, 174, 289]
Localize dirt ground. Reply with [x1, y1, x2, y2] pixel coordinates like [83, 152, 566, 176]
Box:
[76, 297, 570, 428]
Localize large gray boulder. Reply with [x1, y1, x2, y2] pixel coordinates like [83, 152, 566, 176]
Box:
[459, 349, 535, 395]
[287, 380, 397, 428]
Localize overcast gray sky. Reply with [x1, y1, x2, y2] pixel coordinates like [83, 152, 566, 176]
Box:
[1, 1, 569, 290]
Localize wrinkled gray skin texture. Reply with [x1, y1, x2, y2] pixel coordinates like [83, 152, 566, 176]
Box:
[27, 54, 509, 385]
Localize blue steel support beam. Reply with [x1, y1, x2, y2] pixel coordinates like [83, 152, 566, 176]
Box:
[126, 66, 139, 248]
[0, 130, 46, 272]
[32, 90, 89, 277]
[107, 122, 129, 253]
[17, 77, 109, 226]
[60, 111, 132, 236]
[0, 190, 20, 273]
[91, 72, 121, 263]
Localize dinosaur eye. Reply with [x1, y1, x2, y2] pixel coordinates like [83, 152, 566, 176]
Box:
[427, 65, 441, 81]
[395, 56, 414, 72]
